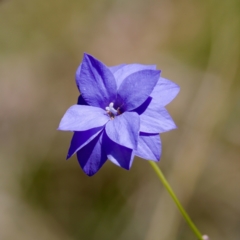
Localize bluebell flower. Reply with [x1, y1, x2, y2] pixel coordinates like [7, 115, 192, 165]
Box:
[58, 53, 179, 176]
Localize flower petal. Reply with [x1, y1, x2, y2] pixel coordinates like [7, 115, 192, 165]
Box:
[135, 133, 161, 161]
[112, 64, 156, 89]
[67, 127, 103, 159]
[76, 131, 107, 176]
[58, 105, 109, 131]
[139, 102, 177, 133]
[105, 112, 140, 150]
[116, 70, 160, 112]
[132, 97, 152, 115]
[151, 77, 180, 106]
[109, 64, 126, 74]
[75, 63, 82, 91]
[102, 130, 134, 170]
[76, 53, 117, 108]
[77, 95, 88, 105]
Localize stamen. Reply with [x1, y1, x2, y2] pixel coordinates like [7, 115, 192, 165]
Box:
[109, 102, 114, 108]
[106, 102, 118, 116]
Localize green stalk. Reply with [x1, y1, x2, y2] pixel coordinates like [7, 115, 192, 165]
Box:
[149, 161, 204, 240]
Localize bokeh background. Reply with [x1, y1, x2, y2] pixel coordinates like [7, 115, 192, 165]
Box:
[0, 0, 240, 239]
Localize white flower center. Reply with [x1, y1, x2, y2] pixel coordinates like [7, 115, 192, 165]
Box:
[105, 102, 118, 116]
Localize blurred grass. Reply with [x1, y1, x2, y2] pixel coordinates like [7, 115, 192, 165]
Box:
[0, 0, 240, 239]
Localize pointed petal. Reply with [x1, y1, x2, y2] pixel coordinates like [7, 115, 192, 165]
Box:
[116, 70, 160, 112]
[135, 133, 161, 161]
[67, 127, 103, 159]
[102, 130, 134, 170]
[76, 53, 117, 108]
[105, 112, 140, 150]
[77, 131, 107, 176]
[58, 105, 109, 131]
[139, 102, 177, 133]
[151, 77, 180, 106]
[112, 64, 156, 89]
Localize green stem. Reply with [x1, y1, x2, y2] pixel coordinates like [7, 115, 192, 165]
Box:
[149, 161, 203, 240]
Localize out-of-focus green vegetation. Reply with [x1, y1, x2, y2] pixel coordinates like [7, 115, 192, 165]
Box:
[0, 0, 240, 239]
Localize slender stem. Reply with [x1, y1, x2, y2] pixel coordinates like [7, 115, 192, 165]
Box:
[149, 161, 203, 240]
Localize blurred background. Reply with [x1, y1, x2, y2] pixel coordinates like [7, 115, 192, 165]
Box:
[0, 0, 240, 239]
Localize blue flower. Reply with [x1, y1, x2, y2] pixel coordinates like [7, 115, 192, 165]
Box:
[58, 53, 179, 176]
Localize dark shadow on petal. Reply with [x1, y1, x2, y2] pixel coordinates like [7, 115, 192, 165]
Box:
[116, 70, 160, 112]
[67, 127, 103, 159]
[132, 97, 152, 115]
[102, 130, 134, 170]
[76, 131, 107, 176]
[77, 95, 89, 105]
